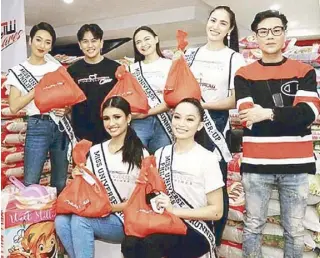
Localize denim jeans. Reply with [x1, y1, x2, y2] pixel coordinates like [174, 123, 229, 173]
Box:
[24, 116, 69, 194]
[242, 173, 309, 258]
[55, 214, 124, 258]
[131, 115, 171, 154]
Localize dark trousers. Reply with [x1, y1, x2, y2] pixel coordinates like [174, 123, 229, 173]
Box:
[195, 113, 229, 246]
[121, 225, 210, 258]
[214, 161, 229, 246]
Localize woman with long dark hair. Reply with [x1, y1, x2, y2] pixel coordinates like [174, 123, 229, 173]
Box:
[55, 96, 148, 258]
[183, 6, 246, 245]
[129, 26, 173, 154]
[121, 98, 224, 258]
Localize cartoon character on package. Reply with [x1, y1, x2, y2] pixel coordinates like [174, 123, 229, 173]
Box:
[7, 221, 58, 258]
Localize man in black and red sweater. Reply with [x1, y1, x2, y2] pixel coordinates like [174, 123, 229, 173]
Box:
[235, 10, 319, 258]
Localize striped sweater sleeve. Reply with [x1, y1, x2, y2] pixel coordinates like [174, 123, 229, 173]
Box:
[273, 69, 320, 127]
[234, 68, 254, 128]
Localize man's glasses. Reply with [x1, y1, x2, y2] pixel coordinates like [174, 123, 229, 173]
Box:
[256, 26, 285, 38]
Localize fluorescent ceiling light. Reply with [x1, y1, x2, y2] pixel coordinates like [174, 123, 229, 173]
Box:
[63, 0, 74, 4]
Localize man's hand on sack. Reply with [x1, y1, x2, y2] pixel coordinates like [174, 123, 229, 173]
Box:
[52, 106, 71, 117]
[239, 104, 273, 127]
[132, 113, 148, 120]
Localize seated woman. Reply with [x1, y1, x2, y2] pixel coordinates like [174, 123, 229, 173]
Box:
[121, 98, 224, 258]
[55, 96, 148, 258]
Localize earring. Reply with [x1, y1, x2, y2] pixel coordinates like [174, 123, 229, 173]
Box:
[227, 33, 231, 47]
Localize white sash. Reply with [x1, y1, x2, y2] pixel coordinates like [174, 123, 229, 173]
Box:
[9, 64, 77, 161]
[185, 48, 232, 162]
[158, 145, 217, 258]
[89, 144, 124, 223]
[130, 62, 174, 143]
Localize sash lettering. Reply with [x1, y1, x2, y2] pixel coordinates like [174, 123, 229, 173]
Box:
[90, 144, 124, 222]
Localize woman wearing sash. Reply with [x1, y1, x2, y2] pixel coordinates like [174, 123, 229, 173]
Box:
[121, 98, 224, 258]
[55, 96, 148, 258]
[129, 26, 173, 154]
[4, 22, 69, 194]
[183, 6, 246, 245]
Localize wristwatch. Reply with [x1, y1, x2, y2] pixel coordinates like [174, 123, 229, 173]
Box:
[270, 109, 275, 121]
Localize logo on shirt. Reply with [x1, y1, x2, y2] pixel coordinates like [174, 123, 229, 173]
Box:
[198, 76, 217, 91]
[78, 74, 113, 85]
[110, 171, 131, 183]
[172, 170, 194, 186]
[280, 80, 299, 96]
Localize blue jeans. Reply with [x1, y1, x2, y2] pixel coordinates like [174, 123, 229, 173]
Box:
[24, 116, 69, 194]
[242, 173, 309, 258]
[131, 115, 171, 154]
[55, 214, 124, 258]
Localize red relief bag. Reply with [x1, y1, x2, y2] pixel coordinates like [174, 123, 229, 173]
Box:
[34, 66, 86, 113]
[101, 65, 149, 114]
[164, 30, 201, 108]
[123, 156, 187, 237]
[56, 139, 112, 217]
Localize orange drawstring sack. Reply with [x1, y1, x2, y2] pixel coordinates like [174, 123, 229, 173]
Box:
[123, 156, 187, 237]
[35, 66, 86, 113]
[56, 139, 112, 217]
[100, 65, 149, 115]
[164, 30, 201, 108]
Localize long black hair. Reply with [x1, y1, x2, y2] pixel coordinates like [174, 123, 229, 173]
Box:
[132, 26, 165, 62]
[209, 6, 240, 52]
[101, 96, 144, 170]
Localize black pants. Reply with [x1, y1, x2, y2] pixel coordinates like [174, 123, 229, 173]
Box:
[121, 225, 210, 258]
[195, 128, 229, 246]
[214, 161, 229, 246]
